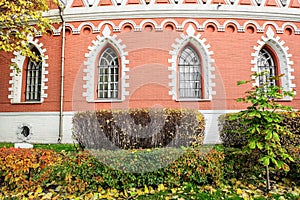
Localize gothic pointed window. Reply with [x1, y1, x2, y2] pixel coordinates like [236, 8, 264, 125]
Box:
[257, 48, 277, 87]
[178, 46, 201, 99]
[25, 47, 42, 101]
[98, 47, 119, 99]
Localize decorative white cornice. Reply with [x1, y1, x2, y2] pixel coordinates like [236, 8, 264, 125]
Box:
[45, 4, 300, 23]
[51, 0, 298, 8]
[49, 17, 300, 37]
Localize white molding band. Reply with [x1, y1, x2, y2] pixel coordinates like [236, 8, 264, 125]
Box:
[83, 25, 129, 102]
[51, 0, 295, 8]
[48, 17, 300, 37]
[45, 4, 300, 26]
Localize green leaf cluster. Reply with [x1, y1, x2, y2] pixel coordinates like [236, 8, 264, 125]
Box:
[229, 72, 295, 171]
[0, 146, 225, 197]
[0, 0, 57, 65]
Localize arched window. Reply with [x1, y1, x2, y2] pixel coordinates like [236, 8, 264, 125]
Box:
[178, 46, 201, 99]
[257, 48, 277, 87]
[25, 47, 42, 101]
[97, 47, 119, 99]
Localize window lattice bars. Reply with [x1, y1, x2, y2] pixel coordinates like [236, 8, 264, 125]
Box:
[25, 60, 42, 101]
[98, 47, 119, 99]
[257, 48, 276, 86]
[178, 46, 201, 98]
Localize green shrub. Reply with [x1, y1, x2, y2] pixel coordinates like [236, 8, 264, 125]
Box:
[223, 147, 300, 185]
[281, 112, 300, 147]
[166, 147, 225, 187]
[223, 148, 264, 181]
[219, 111, 300, 184]
[219, 111, 300, 148]
[39, 146, 224, 194]
[73, 108, 205, 150]
[218, 114, 248, 148]
[0, 148, 62, 194]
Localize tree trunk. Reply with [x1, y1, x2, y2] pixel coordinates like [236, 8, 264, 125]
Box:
[266, 165, 270, 192]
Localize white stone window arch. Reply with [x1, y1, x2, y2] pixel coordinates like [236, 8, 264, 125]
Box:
[8, 36, 49, 103]
[168, 24, 216, 101]
[83, 25, 129, 102]
[251, 27, 296, 100]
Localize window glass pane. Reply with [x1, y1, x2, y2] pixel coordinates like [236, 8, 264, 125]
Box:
[257, 48, 276, 87]
[178, 46, 201, 99]
[98, 47, 119, 99]
[25, 48, 42, 102]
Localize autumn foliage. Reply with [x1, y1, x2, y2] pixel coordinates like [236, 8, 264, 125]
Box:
[73, 108, 205, 150]
[0, 0, 56, 62]
[0, 148, 61, 195]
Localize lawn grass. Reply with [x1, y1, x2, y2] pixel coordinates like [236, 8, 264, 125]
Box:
[0, 142, 13, 148]
[0, 142, 78, 152]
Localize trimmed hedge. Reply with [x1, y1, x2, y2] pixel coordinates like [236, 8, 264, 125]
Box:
[0, 147, 224, 196]
[0, 146, 298, 197]
[218, 111, 300, 148]
[0, 148, 61, 194]
[223, 147, 300, 185]
[219, 111, 300, 184]
[73, 108, 205, 150]
[42, 147, 224, 193]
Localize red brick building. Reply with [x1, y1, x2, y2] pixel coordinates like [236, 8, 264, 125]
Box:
[0, 0, 299, 144]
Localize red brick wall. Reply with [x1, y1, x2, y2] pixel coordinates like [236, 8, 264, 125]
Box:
[1, 18, 299, 112]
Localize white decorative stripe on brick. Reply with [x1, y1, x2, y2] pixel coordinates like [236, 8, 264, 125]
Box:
[168, 24, 215, 101]
[83, 25, 129, 102]
[51, 19, 300, 36]
[62, 0, 292, 7]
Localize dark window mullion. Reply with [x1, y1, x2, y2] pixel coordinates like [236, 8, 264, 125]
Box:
[98, 48, 119, 99]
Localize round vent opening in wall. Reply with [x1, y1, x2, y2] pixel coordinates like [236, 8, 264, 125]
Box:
[17, 123, 33, 142]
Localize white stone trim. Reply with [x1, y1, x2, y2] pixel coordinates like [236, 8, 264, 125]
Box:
[45, 5, 300, 25]
[83, 25, 129, 102]
[251, 27, 296, 100]
[8, 36, 49, 104]
[168, 24, 216, 101]
[50, 0, 300, 7]
[48, 17, 300, 37]
[77, 21, 100, 33]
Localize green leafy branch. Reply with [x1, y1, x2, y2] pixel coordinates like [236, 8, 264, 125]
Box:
[230, 71, 295, 191]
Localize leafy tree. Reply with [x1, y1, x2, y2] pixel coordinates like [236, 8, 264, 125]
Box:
[0, 0, 57, 63]
[230, 71, 295, 191]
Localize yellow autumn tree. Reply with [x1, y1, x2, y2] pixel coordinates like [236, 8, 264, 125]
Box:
[0, 0, 57, 61]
